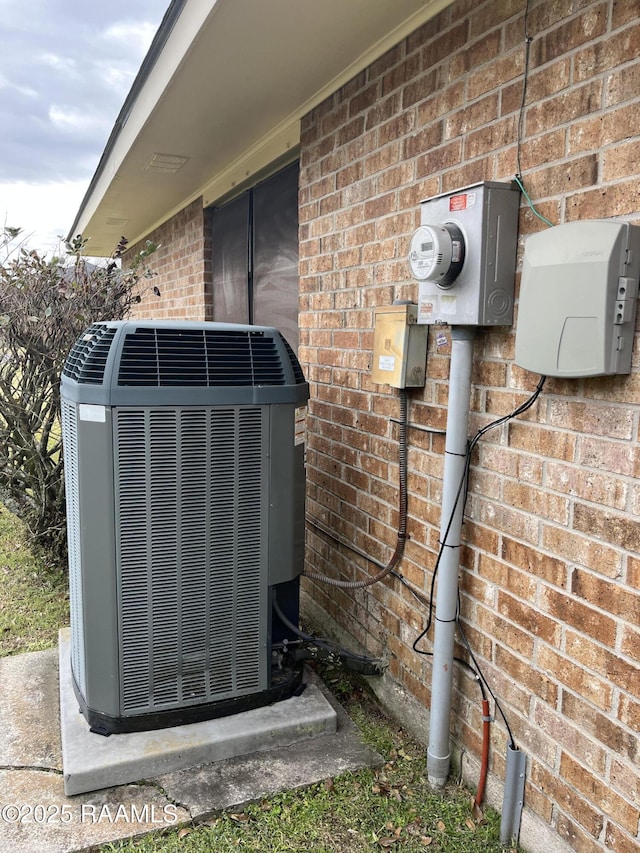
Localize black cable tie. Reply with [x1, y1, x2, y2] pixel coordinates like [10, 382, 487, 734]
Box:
[445, 449, 468, 458]
[435, 616, 458, 624]
[438, 539, 460, 549]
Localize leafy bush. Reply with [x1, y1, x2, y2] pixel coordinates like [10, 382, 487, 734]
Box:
[0, 228, 157, 569]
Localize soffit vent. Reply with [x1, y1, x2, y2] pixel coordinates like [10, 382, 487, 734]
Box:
[146, 152, 189, 174]
[62, 324, 118, 384]
[117, 327, 286, 387]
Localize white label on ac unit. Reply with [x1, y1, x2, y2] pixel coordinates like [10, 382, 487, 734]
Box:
[378, 355, 396, 372]
[294, 406, 307, 446]
[79, 404, 106, 423]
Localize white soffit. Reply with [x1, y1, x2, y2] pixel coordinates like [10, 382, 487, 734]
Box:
[73, 0, 454, 255]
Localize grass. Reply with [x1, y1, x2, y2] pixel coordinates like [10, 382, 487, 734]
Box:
[0, 505, 517, 852]
[102, 777, 504, 853]
[101, 675, 514, 852]
[0, 504, 69, 655]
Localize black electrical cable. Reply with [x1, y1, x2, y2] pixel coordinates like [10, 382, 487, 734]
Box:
[272, 596, 384, 674]
[410, 375, 546, 745]
[514, 0, 554, 228]
[307, 515, 388, 572]
[515, 0, 533, 180]
[456, 616, 515, 749]
[304, 387, 409, 590]
[398, 569, 486, 699]
[394, 567, 484, 698]
[412, 375, 546, 653]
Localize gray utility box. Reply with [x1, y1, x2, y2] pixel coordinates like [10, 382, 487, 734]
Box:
[413, 181, 521, 326]
[61, 321, 309, 734]
[515, 219, 640, 377]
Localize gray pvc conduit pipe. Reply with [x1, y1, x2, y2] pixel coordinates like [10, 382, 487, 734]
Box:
[427, 326, 476, 788]
[304, 388, 408, 590]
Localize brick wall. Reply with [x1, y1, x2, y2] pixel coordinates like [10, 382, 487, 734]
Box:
[298, 1, 640, 850]
[123, 198, 212, 321]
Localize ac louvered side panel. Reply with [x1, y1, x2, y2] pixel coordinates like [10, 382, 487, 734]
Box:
[114, 409, 150, 712]
[279, 333, 306, 384]
[235, 412, 265, 690]
[61, 401, 87, 696]
[114, 406, 268, 716]
[62, 324, 117, 384]
[179, 409, 210, 700]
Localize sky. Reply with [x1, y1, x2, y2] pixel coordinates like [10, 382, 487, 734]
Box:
[0, 0, 169, 257]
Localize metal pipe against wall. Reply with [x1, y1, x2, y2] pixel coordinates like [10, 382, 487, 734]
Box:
[427, 326, 476, 787]
[500, 744, 526, 844]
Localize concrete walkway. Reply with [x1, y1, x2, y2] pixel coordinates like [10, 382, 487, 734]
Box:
[0, 645, 381, 853]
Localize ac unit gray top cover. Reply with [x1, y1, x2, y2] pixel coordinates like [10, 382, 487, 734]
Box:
[61, 320, 309, 407]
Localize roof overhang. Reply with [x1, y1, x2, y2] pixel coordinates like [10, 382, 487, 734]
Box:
[70, 0, 455, 256]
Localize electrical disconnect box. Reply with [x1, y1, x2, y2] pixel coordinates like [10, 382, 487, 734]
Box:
[515, 219, 640, 377]
[371, 303, 428, 388]
[410, 181, 521, 326]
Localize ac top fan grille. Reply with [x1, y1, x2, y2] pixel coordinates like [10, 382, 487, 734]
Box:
[117, 327, 287, 387]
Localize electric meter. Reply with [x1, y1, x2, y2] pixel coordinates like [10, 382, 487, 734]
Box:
[408, 223, 465, 286]
[410, 181, 521, 326]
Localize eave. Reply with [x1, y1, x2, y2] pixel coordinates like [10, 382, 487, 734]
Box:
[70, 0, 454, 256]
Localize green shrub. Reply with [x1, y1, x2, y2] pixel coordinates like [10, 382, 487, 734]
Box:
[0, 228, 157, 569]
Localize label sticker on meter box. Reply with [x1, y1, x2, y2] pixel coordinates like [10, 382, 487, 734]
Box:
[419, 298, 436, 321]
[449, 191, 476, 212]
[440, 295, 457, 314]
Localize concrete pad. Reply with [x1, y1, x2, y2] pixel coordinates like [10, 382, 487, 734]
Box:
[157, 674, 383, 819]
[59, 629, 337, 795]
[1, 639, 381, 853]
[0, 769, 191, 853]
[0, 646, 62, 770]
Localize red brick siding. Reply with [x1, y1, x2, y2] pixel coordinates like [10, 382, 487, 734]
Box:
[123, 198, 212, 321]
[299, 0, 640, 849]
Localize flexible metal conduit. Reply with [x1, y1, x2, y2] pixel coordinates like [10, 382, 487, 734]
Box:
[304, 388, 408, 590]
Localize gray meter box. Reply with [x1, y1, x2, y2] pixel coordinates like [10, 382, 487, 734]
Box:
[414, 181, 520, 326]
[515, 220, 640, 377]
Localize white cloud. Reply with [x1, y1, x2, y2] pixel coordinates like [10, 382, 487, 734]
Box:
[48, 105, 112, 136]
[38, 53, 79, 76]
[104, 21, 158, 54]
[95, 62, 135, 92]
[0, 73, 38, 98]
[0, 0, 168, 253]
[0, 180, 90, 257]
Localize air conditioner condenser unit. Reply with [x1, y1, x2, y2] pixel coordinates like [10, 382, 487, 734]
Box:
[60, 321, 309, 734]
